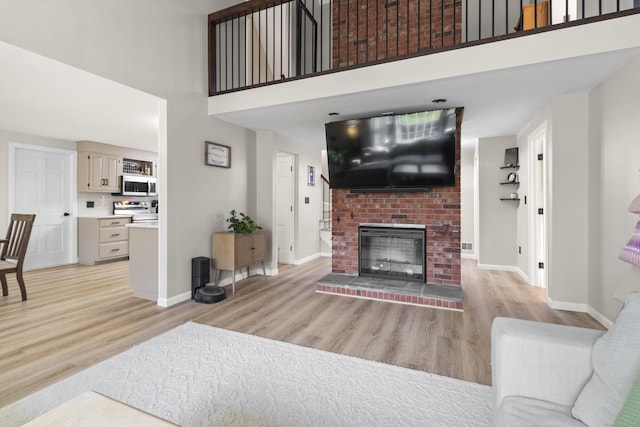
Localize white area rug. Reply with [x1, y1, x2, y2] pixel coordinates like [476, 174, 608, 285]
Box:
[0, 322, 492, 426]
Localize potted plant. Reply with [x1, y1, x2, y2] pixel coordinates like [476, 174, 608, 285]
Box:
[226, 210, 262, 235]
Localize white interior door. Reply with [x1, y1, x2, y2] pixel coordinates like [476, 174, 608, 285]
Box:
[10, 144, 76, 269]
[528, 125, 547, 288]
[277, 153, 295, 264]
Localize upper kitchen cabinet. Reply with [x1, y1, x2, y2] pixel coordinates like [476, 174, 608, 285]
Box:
[79, 152, 122, 192]
[77, 141, 159, 193]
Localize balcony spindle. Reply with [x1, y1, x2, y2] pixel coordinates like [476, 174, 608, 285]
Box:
[477, 0, 481, 40]
[492, 0, 495, 37]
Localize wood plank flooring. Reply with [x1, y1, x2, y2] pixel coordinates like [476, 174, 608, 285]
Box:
[0, 257, 604, 408]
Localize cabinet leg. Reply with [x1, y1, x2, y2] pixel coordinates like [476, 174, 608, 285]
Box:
[232, 270, 236, 295]
[261, 261, 266, 278]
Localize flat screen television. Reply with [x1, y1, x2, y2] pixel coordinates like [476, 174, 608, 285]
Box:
[325, 108, 457, 191]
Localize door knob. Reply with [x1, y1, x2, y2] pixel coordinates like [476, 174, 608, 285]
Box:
[63, 212, 70, 217]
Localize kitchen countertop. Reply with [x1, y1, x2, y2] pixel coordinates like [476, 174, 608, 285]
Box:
[127, 221, 158, 229]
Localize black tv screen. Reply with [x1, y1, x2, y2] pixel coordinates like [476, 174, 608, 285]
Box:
[325, 108, 457, 191]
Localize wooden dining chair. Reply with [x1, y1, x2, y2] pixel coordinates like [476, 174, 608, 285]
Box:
[0, 214, 36, 301]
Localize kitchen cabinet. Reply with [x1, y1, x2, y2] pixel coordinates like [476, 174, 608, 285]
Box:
[78, 216, 131, 265]
[212, 230, 268, 294]
[78, 152, 122, 192]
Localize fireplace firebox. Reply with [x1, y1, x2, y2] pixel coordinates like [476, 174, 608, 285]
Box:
[358, 225, 426, 283]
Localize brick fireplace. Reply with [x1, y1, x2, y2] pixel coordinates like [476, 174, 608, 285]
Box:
[323, 108, 462, 309]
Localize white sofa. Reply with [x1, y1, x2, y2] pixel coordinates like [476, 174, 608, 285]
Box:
[491, 292, 640, 426]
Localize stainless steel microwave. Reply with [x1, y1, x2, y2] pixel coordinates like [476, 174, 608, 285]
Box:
[120, 175, 157, 197]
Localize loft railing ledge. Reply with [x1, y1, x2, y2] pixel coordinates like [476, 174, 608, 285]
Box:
[208, 0, 640, 96]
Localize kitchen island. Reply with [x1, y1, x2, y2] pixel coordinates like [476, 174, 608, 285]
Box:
[127, 221, 158, 301]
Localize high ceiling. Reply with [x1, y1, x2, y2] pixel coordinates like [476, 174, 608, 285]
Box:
[212, 48, 640, 149]
[0, 39, 638, 153]
[0, 41, 160, 152]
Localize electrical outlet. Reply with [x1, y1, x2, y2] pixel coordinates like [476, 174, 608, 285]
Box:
[86, 201, 94, 208]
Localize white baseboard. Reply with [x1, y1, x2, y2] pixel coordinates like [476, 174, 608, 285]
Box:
[461, 253, 476, 260]
[320, 252, 332, 257]
[158, 266, 276, 307]
[546, 297, 589, 313]
[546, 297, 614, 329]
[477, 264, 532, 286]
[587, 306, 614, 329]
[515, 268, 530, 284]
[294, 253, 320, 265]
[158, 291, 191, 308]
[477, 263, 519, 272]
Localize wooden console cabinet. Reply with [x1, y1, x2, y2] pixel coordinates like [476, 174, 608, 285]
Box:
[211, 230, 268, 294]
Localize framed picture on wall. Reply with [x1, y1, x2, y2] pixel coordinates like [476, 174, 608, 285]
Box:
[308, 166, 315, 186]
[205, 141, 231, 168]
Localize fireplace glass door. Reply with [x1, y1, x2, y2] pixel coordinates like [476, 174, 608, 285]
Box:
[359, 226, 426, 282]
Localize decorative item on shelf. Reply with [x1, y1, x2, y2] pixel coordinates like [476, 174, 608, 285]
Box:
[226, 210, 262, 235]
[501, 147, 519, 168]
[510, 192, 518, 199]
[205, 141, 231, 168]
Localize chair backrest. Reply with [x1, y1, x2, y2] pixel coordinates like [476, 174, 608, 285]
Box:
[1, 214, 36, 266]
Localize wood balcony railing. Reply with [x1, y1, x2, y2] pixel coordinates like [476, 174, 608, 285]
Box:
[208, 0, 640, 96]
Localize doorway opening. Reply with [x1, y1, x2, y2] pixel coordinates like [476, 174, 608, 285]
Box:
[276, 152, 296, 264]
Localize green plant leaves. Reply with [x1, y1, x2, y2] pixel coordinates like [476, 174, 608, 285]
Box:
[226, 210, 262, 234]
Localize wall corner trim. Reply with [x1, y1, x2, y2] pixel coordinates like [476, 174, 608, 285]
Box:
[546, 297, 614, 329]
[477, 263, 519, 272]
[294, 253, 321, 265]
[158, 291, 191, 307]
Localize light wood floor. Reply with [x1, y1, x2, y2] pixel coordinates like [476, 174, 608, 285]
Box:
[0, 257, 603, 408]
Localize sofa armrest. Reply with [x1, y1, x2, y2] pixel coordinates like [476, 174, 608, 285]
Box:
[491, 317, 605, 412]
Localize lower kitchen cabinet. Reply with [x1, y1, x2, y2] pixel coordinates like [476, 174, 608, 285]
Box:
[78, 216, 131, 265]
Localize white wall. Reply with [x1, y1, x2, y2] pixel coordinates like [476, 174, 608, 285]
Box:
[547, 94, 590, 306]
[477, 135, 518, 268]
[589, 53, 640, 321]
[253, 130, 323, 269]
[0, 0, 254, 304]
[461, 144, 476, 258]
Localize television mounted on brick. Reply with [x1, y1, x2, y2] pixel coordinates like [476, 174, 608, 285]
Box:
[325, 108, 456, 192]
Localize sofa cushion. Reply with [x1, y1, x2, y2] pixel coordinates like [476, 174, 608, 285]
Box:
[495, 396, 586, 427]
[572, 292, 640, 426]
[614, 371, 640, 427]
